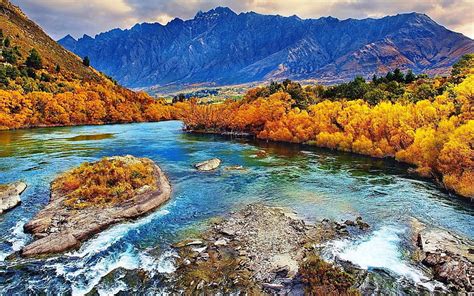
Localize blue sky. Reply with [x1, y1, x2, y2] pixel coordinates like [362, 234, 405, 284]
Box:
[11, 0, 474, 40]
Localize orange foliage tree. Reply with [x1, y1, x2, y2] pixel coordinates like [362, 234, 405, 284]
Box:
[0, 84, 173, 130]
[180, 74, 474, 199]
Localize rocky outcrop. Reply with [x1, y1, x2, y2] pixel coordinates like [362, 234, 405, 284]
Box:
[423, 252, 473, 292]
[21, 157, 171, 257]
[170, 204, 369, 294]
[194, 158, 221, 171]
[0, 182, 27, 214]
[411, 219, 473, 293]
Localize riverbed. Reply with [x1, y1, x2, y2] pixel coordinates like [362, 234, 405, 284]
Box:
[0, 121, 472, 294]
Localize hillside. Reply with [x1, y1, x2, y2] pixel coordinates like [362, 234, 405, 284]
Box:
[0, 0, 100, 82]
[59, 7, 474, 90]
[0, 0, 171, 130]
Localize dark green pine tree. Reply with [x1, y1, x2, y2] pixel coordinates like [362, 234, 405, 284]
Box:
[393, 68, 405, 83]
[404, 70, 416, 83]
[3, 36, 11, 47]
[25, 48, 42, 69]
[83, 56, 90, 67]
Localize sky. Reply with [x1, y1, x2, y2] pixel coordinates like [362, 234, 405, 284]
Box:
[11, 0, 474, 40]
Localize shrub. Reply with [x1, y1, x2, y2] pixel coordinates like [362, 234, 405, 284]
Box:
[53, 156, 158, 209]
[300, 255, 359, 296]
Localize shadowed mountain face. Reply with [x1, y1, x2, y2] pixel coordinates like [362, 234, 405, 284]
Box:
[59, 7, 474, 89]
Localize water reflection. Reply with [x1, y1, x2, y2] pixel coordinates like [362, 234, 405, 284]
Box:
[66, 133, 115, 142]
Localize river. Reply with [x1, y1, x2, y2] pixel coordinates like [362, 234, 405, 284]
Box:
[0, 121, 472, 294]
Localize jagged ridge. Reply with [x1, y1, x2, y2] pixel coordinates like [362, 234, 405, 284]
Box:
[59, 7, 474, 89]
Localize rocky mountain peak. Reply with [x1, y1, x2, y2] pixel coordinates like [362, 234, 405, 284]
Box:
[58, 8, 474, 90]
[195, 6, 236, 19]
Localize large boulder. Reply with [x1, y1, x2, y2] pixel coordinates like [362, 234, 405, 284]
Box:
[194, 158, 221, 171]
[418, 228, 473, 260]
[0, 181, 27, 214]
[411, 219, 474, 292]
[22, 156, 171, 257]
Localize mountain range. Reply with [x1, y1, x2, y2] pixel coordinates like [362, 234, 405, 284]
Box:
[59, 7, 474, 90]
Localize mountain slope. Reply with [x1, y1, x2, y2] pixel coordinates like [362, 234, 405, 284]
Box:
[59, 7, 474, 89]
[0, 0, 170, 130]
[0, 0, 101, 82]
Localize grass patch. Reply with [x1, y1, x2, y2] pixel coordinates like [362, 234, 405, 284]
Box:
[53, 156, 157, 209]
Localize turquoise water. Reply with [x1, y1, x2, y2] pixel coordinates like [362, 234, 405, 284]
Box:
[0, 121, 472, 294]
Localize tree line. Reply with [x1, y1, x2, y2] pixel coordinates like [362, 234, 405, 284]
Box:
[180, 55, 474, 198]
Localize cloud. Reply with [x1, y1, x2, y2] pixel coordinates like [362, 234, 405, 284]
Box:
[10, 0, 474, 40]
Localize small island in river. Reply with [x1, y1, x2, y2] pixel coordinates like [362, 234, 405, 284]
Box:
[21, 155, 171, 257]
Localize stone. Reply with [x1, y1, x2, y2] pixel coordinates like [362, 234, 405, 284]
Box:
[199, 253, 210, 260]
[418, 228, 473, 261]
[214, 238, 228, 246]
[411, 219, 474, 293]
[344, 220, 356, 226]
[423, 252, 472, 292]
[262, 283, 284, 290]
[186, 240, 204, 246]
[173, 204, 373, 294]
[0, 181, 27, 214]
[194, 158, 221, 171]
[192, 246, 207, 253]
[220, 227, 235, 236]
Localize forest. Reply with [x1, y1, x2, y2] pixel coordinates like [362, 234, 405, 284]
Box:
[0, 30, 172, 129]
[180, 55, 474, 198]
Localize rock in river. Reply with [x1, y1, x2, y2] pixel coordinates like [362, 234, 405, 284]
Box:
[411, 218, 474, 293]
[194, 158, 221, 171]
[21, 156, 171, 257]
[170, 204, 371, 294]
[0, 181, 27, 214]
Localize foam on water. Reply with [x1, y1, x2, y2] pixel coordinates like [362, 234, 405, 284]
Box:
[155, 250, 178, 274]
[328, 226, 437, 289]
[70, 244, 141, 296]
[46, 209, 171, 295]
[0, 220, 30, 261]
[97, 280, 127, 296]
[68, 247, 177, 296]
[67, 209, 170, 259]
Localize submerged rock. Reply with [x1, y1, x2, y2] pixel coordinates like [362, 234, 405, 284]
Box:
[194, 158, 221, 171]
[0, 182, 27, 214]
[86, 267, 151, 296]
[224, 165, 246, 171]
[22, 156, 171, 257]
